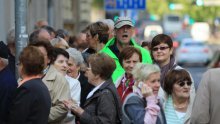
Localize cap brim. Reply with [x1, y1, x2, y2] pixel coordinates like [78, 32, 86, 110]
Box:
[115, 22, 134, 29]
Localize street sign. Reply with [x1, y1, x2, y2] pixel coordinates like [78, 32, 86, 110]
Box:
[105, 0, 146, 10]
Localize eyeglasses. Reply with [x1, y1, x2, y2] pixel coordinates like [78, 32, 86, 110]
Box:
[16, 62, 21, 66]
[177, 80, 192, 87]
[152, 46, 169, 51]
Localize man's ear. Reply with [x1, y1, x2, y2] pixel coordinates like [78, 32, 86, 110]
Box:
[94, 74, 100, 80]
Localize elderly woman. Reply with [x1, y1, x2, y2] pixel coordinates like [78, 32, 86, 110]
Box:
[29, 41, 71, 123]
[66, 48, 94, 107]
[63, 53, 121, 124]
[50, 48, 81, 104]
[8, 46, 51, 124]
[66, 48, 84, 79]
[164, 69, 195, 124]
[122, 63, 166, 124]
[115, 46, 142, 102]
[150, 34, 195, 98]
[50, 48, 81, 123]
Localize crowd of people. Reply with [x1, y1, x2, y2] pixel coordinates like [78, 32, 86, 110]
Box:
[0, 16, 219, 124]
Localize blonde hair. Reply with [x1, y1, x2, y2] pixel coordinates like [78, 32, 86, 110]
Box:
[132, 63, 160, 82]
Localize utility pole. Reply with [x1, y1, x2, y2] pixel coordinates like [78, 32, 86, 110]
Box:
[15, 0, 28, 78]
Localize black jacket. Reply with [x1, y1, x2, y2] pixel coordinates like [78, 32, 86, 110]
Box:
[79, 79, 122, 124]
[78, 71, 94, 107]
[7, 78, 51, 124]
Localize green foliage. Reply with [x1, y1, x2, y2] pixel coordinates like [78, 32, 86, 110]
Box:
[92, 0, 104, 9]
[93, 0, 220, 22]
[147, 0, 220, 22]
[148, 0, 170, 19]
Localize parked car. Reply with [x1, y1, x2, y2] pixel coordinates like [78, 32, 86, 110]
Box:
[176, 38, 213, 66]
[208, 50, 220, 68]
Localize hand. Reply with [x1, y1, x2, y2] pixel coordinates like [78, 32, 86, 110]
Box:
[62, 99, 77, 109]
[62, 99, 84, 116]
[141, 84, 153, 98]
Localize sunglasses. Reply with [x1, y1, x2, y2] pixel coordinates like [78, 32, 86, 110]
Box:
[152, 46, 169, 51]
[177, 80, 192, 87]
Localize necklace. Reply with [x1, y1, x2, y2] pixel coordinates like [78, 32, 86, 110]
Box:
[173, 101, 188, 109]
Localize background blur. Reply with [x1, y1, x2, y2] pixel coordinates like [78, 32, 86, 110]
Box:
[1, 0, 220, 89]
[1, 0, 220, 43]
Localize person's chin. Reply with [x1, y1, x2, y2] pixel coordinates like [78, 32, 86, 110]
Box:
[120, 39, 130, 44]
[153, 91, 158, 96]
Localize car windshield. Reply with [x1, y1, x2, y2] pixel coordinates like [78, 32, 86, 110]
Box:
[184, 42, 204, 47]
[168, 16, 180, 22]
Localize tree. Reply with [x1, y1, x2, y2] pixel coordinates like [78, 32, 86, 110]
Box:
[147, 0, 220, 22]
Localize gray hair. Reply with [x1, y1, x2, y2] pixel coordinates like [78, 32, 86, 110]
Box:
[99, 19, 114, 29]
[66, 48, 84, 66]
[50, 37, 63, 46]
[132, 63, 160, 82]
[6, 28, 15, 45]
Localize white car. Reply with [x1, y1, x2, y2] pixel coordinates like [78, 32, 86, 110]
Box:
[176, 38, 213, 66]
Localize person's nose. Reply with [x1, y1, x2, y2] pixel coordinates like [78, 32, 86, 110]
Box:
[155, 81, 160, 88]
[63, 62, 68, 68]
[123, 27, 128, 32]
[129, 62, 135, 68]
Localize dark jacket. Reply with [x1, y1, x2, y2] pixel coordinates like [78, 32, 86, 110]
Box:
[78, 71, 94, 107]
[0, 66, 17, 124]
[79, 79, 122, 124]
[7, 78, 51, 124]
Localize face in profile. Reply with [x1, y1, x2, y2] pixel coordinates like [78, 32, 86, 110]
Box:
[144, 72, 160, 96]
[86, 31, 95, 49]
[85, 65, 97, 85]
[115, 25, 134, 45]
[76, 33, 88, 49]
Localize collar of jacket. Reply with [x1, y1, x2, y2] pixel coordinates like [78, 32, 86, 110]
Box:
[100, 37, 139, 60]
[83, 79, 113, 106]
[43, 65, 59, 81]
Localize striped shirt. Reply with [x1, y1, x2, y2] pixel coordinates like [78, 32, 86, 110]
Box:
[165, 96, 185, 124]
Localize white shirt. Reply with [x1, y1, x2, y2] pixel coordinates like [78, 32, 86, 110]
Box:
[65, 75, 81, 105]
[86, 81, 105, 99]
[175, 111, 186, 119]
